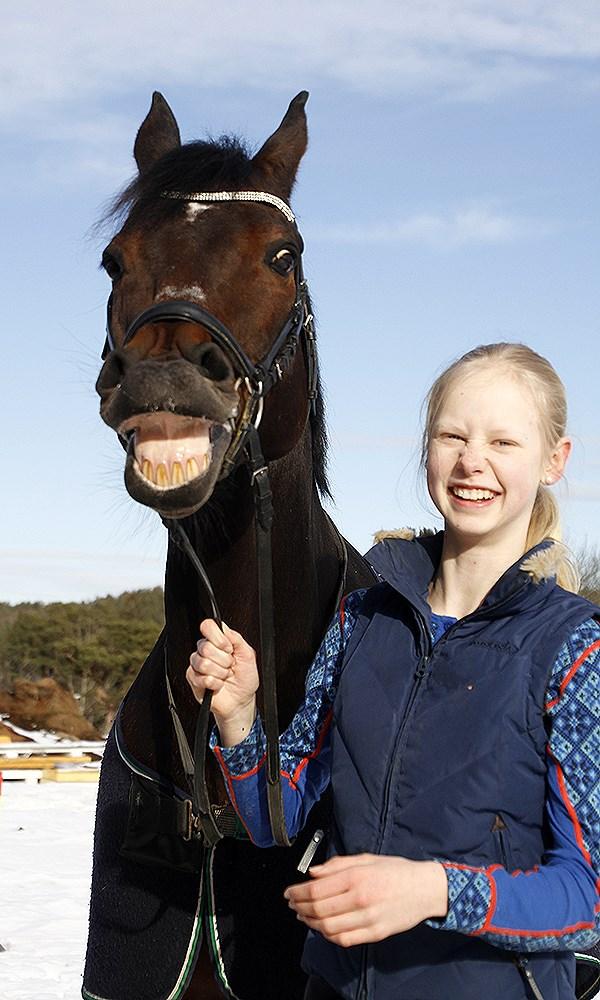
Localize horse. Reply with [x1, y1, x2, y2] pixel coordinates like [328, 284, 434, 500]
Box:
[82, 91, 376, 1000]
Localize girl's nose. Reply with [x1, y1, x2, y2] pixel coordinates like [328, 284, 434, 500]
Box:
[456, 442, 486, 475]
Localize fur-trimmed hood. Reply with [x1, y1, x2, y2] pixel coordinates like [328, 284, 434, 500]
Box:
[371, 527, 568, 586]
[365, 528, 570, 619]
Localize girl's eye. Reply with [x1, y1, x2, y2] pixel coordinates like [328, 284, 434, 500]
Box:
[102, 251, 122, 282]
[270, 247, 297, 276]
[495, 440, 515, 448]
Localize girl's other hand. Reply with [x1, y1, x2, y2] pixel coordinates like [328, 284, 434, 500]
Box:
[186, 619, 259, 743]
[284, 854, 448, 947]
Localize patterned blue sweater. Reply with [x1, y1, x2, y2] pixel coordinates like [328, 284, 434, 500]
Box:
[211, 591, 600, 952]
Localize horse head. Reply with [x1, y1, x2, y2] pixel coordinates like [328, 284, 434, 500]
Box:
[96, 91, 318, 519]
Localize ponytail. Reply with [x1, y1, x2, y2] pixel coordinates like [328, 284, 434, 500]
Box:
[525, 486, 579, 592]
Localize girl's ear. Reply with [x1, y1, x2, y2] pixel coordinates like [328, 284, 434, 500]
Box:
[543, 437, 572, 486]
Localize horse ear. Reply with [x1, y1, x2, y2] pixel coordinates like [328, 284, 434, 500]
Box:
[252, 91, 309, 198]
[134, 92, 182, 175]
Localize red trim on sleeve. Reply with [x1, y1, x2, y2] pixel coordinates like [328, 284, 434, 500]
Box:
[443, 861, 501, 875]
[442, 862, 500, 936]
[219, 751, 267, 782]
[485, 918, 596, 937]
[545, 639, 600, 711]
[546, 746, 592, 866]
[212, 745, 255, 843]
[478, 870, 498, 934]
[282, 708, 334, 789]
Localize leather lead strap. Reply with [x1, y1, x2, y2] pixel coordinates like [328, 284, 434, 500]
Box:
[164, 651, 195, 779]
[245, 426, 291, 846]
[165, 519, 224, 847]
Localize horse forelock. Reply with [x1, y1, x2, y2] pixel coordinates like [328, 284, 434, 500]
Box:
[100, 136, 255, 231]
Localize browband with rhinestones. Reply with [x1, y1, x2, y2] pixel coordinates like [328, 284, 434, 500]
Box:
[161, 189, 296, 224]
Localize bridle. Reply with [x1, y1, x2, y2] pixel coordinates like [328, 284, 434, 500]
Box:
[103, 189, 318, 480]
[101, 189, 347, 849]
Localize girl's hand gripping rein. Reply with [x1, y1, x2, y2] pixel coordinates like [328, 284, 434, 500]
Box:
[187, 618, 259, 747]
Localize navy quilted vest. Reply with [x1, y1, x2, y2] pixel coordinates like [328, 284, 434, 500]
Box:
[303, 533, 598, 1000]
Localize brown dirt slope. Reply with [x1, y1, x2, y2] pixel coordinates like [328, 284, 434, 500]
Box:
[0, 679, 101, 740]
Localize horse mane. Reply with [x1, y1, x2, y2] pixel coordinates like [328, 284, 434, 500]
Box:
[99, 135, 331, 500]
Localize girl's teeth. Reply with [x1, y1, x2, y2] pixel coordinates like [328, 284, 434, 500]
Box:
[452, 487, 495, 501]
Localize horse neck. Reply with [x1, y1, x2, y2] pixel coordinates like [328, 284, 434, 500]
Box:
[163, 424, 342, 726]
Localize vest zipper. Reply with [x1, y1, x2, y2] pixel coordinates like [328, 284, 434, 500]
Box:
[375, 646, 430, 854]
[356, 623, 431, 1000]
[514, 956, 545, 1000]
[357, 947, 369, 1000]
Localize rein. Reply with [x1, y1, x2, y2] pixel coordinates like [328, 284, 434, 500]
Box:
[102, 190, 344, 849]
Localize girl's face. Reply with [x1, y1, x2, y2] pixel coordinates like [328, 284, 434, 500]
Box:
[426, 368, 570, 555]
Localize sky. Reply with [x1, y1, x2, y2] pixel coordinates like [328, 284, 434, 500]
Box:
[2, 0, 600, 603]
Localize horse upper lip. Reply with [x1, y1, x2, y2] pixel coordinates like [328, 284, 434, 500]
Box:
[118, 412, 219, 436]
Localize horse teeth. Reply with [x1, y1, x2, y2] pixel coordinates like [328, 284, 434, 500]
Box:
[142, 460, 153, 482]
[156, 464, 169, 487]
[187, 458, 200, 480]
[172, 462, 184, 486]
[203, 453, 210, 471]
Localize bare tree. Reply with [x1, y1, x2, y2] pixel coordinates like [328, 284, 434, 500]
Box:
[576, 545, 600, 604]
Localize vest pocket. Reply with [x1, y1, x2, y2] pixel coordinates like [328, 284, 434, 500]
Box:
[491, 816, 547, 999]
[491, 813, 513, 870]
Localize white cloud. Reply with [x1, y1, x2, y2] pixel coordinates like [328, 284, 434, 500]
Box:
[2, 0, 600, 130]
[307, 203, 550, 249]
[4, 1, 599, 188]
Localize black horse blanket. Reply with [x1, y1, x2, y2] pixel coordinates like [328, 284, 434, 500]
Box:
[82, 721, 322, 1000]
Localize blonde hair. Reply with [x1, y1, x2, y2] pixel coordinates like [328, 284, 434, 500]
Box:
[421, 342, 579, 592]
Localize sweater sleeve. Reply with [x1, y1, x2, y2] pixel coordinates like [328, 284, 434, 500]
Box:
[210, 590, 365, 847]
[429, 617, 600, 951]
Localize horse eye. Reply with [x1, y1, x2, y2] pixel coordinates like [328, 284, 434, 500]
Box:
[102, 251, 122, 282]
[270, 247, 296, 276]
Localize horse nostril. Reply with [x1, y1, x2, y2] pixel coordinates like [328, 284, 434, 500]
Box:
[95, 351, 129, 398]
[188, 342, 232, 382]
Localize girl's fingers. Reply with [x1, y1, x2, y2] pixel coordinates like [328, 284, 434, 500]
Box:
[194, 638, 233, 670]
[285, 870, 352, 904]
[189, 653, 231, 680]
[200, 618, 233, 653]
[186, 666, 225, 695]
[297, 909, 370, 937]
[222, 622, 250, 650]
[287, 887, 355, 921]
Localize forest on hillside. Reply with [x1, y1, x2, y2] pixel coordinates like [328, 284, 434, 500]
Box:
[1, 546, 599, 734]
[0, 589, 164, 731]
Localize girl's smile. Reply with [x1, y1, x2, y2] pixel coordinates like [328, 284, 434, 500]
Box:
[447, 484, 500, 505]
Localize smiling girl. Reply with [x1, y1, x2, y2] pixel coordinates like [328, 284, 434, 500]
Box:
[188, 343, 600, 1000]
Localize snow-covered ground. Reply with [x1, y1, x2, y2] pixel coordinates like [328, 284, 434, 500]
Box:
[0, 780, 97, 1000]
[2, 778, 599, 1000]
